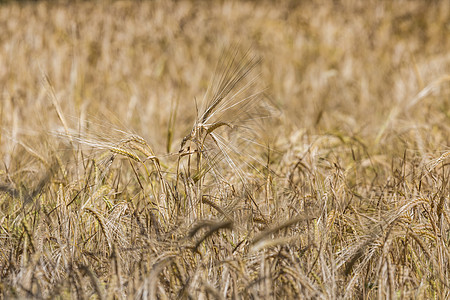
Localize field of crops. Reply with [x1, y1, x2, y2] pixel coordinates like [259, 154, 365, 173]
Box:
[0, 1, 449, 298]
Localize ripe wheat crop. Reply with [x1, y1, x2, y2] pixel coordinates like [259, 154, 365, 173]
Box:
[0, 1, 449, 299]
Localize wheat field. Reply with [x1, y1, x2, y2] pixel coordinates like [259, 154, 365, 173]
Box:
[0, 1, 449, 299]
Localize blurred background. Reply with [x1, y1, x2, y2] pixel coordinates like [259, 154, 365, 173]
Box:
[1, 0, 448, 157]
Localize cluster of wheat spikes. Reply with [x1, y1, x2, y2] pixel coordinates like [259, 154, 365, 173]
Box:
[1, 1, 449, 299]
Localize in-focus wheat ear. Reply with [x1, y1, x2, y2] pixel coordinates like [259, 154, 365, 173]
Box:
[180, 47, 267, 170]
[177, 46, 268, 217]
[181, 48, 261, 144]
